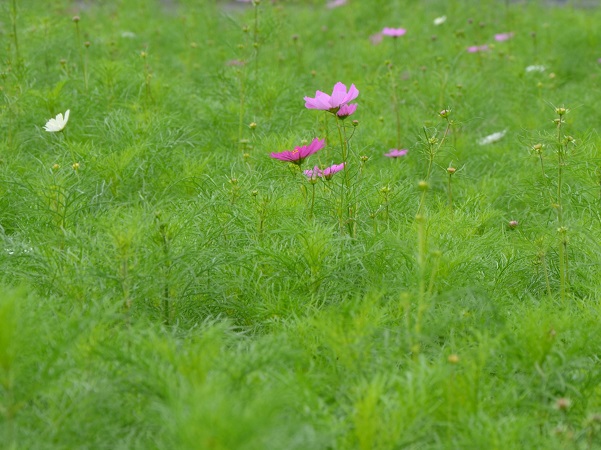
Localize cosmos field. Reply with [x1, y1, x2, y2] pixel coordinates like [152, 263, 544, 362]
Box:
[2, 0, 601, 448]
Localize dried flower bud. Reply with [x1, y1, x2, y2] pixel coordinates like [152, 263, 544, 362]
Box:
[84, 41, 91, 48]
[555, 397, 571, 411]
[72, 16, 80, 23]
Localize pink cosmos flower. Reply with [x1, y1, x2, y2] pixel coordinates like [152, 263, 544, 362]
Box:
[270, 138, 325, 165]
[467, 45, 488, 53]
[384, 149, 408, 158]
[494, 32, 514, 42]
[304, 162, 346, 180]
[304, 82, 359, 113]
[327, 0, 347, 8]
[382, 27, 407, 37]
[336, 103, 357, 119]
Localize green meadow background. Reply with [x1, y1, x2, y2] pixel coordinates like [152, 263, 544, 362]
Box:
[2, 0, 601, 448]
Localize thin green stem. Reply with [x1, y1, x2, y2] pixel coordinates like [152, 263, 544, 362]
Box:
[555, 110, 568, 301]
[388, 63, 401, 148]
[11, 0, 21, 70]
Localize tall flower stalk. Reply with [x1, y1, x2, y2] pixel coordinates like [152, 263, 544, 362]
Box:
[554, 107, 572, 301]
[252, 0, 261, 77]
[413, 110, 452, 351]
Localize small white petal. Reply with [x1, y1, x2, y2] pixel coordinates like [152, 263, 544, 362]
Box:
[525, 65, 545, 73]
[434, 16, 447, 26]
[478, 130, 507, 145]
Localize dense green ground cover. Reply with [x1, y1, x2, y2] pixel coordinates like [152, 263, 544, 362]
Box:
[2, 0, 601, 448]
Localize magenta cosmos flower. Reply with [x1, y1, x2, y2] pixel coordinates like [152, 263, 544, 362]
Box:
[382, 27, 407, 37]
[270, 138, 325, 165]
[384, 149, 408, 158]
[304, 162, 345, 180]
[304, 82, 359, 113]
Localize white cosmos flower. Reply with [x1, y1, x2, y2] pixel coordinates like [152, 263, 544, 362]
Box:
[44, 110, 70, 132]
[433, 16, 447, 26]
[525, 65, 546, 73]
[479, 130, 507, 145]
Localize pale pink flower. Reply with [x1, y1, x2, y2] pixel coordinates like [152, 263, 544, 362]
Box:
[270, 138, 325, 165]
[304, 163, 345, 180]
[370, 32, 384, 45]
[336, 103, 357, 119]
[384, 149, 408, 158]
[467, 45, 488, 53]
[304, 82, 359, 113]
[494, 32, 514, 42]
[327, 0, 347, 8]
[226, 59, 246, 66]
[382, 27, 407, 37]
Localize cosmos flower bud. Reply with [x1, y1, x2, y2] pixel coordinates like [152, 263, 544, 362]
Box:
[508, 220, 518, 229]
[72, 16, 80, 23]
[249, 122, 257, 130]
[72, 162, 80, 170]
[555, 107, 567, 116]
[439, 109, 451, 118]
[418, 180, 429, 191]
[447, 167, 456, 175]
[447, 354, 460, 364]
